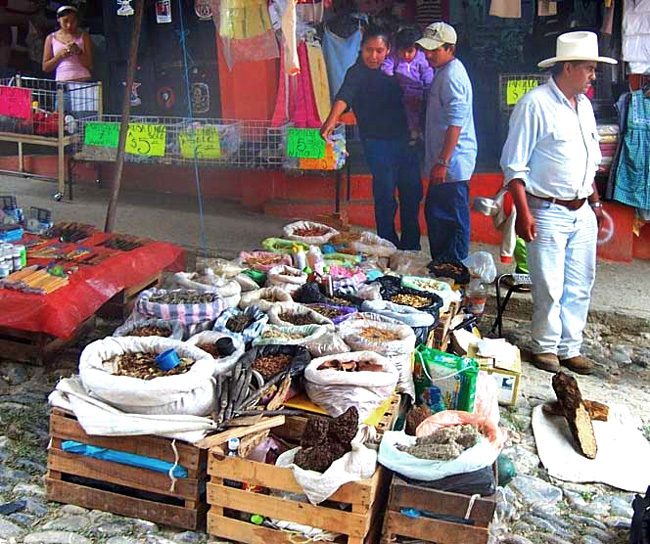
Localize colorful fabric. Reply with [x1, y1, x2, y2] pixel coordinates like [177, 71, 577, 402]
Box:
[322, 27, 362, 102]
[306, 41, 331, 123]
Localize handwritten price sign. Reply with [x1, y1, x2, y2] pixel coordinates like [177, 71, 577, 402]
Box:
[286, 128, 326, 159]
[84, 122, 120, 147]
[126, 123, 166, 157]
[0, 86, 32, 120]
[179, 126, 221, 159]
[506, 79, 540, 106]
[299, 144, 336, 170]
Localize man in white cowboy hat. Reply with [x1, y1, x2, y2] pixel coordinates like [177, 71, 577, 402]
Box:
[500, 31, 616, 375]
[417, 22, 477, 264]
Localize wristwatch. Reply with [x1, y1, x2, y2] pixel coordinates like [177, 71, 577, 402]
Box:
[590, 201, 603, 209]
[437, 158, 449, 167]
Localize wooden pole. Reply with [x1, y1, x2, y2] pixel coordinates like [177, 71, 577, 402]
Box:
[104, 0, 144, 233]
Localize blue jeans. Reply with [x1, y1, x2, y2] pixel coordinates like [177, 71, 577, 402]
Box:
[425, 180, 470, 261]
[362, 138, 423, 250]
[526, 196, 597, 358]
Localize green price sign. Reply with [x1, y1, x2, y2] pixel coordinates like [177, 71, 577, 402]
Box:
[287, 128, 326, 159]
[179, 126, 221, 159]
[84, 122, 120, 148]
[125, 123, 167, 157]
[506, 79, 540, 106]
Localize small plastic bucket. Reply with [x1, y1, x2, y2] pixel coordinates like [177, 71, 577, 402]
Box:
[156, 349, 181, 371]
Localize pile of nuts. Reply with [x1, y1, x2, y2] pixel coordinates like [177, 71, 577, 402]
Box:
[106, 352, 194, 380]
[359, 327, 400, 342]
[292, 225, 330, 237]
[391, 293, 431, 308]
[148, 291, 219, 305]
[129, 326, 171, 337]
[226, 313, 254, 333]
[309, 305, 348, 319]
[317, 358, 383, 372]
[279, 312, 317, 326]
[252, 353, 292, 378]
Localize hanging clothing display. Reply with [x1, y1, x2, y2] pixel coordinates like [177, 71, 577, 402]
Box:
[415, 0, 444, 28]
[322, 26, 362, 102]
[622, 0, 650, 73]
[306, 40, 331, 123]
[612, 91, 650, 211]
[219, 0, 273, 39]
[281, 0, 300, 75]
[489, 0, 522, 18]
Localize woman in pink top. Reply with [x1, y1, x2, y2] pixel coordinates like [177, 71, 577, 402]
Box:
[42, 5, 92, 82]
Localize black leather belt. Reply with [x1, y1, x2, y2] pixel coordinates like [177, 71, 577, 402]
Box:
[529, 194, 586, 211]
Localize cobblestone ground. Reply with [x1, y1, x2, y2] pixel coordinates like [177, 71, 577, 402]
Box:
[0, 317, 648, 544]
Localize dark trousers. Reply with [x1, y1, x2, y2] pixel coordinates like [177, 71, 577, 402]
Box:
[362, 138, 423, 250]
[425, 180, 470, 261]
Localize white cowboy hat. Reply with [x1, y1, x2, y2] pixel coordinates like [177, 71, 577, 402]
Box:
[538, 31, 617, 69]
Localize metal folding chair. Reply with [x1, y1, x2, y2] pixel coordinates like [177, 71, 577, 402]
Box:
[490, 273, 532, 337]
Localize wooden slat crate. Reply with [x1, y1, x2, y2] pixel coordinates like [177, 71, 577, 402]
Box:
[381, 473, 497, 544]
[207, 454, 390, 544]
[427, 300, 461, 351]
[46, 408, 207, 530]
[273, 393, 402, 444]
[96, 271, 162, 320]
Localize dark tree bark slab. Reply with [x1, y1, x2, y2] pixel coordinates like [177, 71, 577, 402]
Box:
[551, 371, 598, 459]
[542, 399, 609, 422]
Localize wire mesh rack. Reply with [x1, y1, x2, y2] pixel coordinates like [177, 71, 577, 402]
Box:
[498, 73, 550, 115]
[74, 115, 293, 170]
[0, 76, 101, 137]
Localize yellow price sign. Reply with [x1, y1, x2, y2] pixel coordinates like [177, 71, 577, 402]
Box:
[125, 123, 167, 157]
[179, 126, 221, 159]
[506, 79, 540, 106]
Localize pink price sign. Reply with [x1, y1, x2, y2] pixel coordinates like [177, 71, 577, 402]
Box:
[0, 86, 32, 121]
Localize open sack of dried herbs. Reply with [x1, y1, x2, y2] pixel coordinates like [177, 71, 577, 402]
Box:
[252, 323, 348, 357]
[338, 318, 416, 399]
[360, 299, 435, 345]
[274, 407, 379, 505]
[265, 265, 308, 294]
[112, 317, 184, 340]
[212, 305, 268, 345]
[239, 286, 293, 312]
[171, 270, 241, 308]
[282, 220, 339, 245]
[267, 302, 334, 329]
[236, 250, 292, 272]
[78, 336, 243, 416]
[304, 351, 398, 418]
[378, 410, 504, 482]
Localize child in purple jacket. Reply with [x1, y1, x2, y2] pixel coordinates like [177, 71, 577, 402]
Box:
[381, 27, 434, 145]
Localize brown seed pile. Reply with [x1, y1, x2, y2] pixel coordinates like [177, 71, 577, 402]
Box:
[317, 358, 383, 372]
[244, 254, 283, 267]
[252, 353, 292, 378]
[226, 313, 254, 333]
[309, 305, 347, 319]
[149, 291, 218, 305]
[359, 327, 400, 342]
[328, 296, 355, 307]
[391, 293, 431, 308]
[292, 226, 330, 237]
[106, 352, 194, 380]
[260, 329, 305, 341]
[129, 326, 171, 337]
[295, 407, 359, 472]
[196, 343, 221, 358]
[398, 424, 480, 460]
[279, 312, 317, 326]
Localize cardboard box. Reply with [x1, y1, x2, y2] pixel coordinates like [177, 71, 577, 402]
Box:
[468, 343, 522, 407]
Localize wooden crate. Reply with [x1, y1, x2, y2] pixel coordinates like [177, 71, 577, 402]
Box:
[96, 271, 162, 320]
[207, 454, 390, 544]
[427, 300, 461, 351]
[0, 314, 95, 364]
[381, 473, 497, 544]
[274, 393, 402, 444]
[46, 408, 207, 531]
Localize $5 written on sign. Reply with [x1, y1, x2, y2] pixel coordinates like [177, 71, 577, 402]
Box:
[84, 122, 167, 157]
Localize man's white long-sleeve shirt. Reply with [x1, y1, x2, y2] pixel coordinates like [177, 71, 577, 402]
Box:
[500, 76, 601, 200]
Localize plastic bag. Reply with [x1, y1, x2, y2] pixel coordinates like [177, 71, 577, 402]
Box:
[399, 463, 496, 496]
[213, 305, 268, 345]
[356, 283, 382, 301]
[378, 426, 500, 482]
[238, 344, 311, 381]
[261, 237, 309, 255]
[267, 302, 334, 329]
[463, 251, 497, 283]
[360, 300, 435, 329]
[413, 346, 479, 413]
[630, 486, 650, 544]
[390, 250, 428, 276]
[112, 317, 184, 340]
[172, 272, 241, 308]
[338, 319, 416, 400]
[474, 371, 500, 426]
[266, 265, 308, 294]
[282, 220, 339, 245]
[293, 282, 327, 304]
[239, 287, 293, 312]
[427, 259, 471, 285]
[304, 351, 398, 417]
[79, 337, 223, 416]
[350, 231, 397, 258]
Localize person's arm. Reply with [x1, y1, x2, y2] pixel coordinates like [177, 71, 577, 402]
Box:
[78, 32, 93, 71]
[588, 181, 604, 227]
[430, 125, 461, 184]
[507, 179, 536, 242]
[381, 55, 394, 76]
[42, 34, 67, 73]
[320, 99, 348, 141]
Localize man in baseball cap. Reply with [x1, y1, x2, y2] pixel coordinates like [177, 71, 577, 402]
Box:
[418, 22, 477, 265]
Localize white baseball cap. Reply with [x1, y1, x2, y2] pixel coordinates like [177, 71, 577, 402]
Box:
[416, 22, 457, 51]
[538, 31, 617, 68]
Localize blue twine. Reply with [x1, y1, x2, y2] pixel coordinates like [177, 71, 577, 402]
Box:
[177, 0, 209, 258]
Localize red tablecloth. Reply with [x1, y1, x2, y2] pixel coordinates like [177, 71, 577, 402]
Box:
[0, 233, 185, 339]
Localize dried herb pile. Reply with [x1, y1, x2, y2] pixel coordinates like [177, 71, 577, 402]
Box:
[293, 226, 330, 237]
[129, 326, 171, 337]
[317, 358, 383, 373]
[309, 305, 348, 320]
[260, 329, 305, 341]
[359, 327, 400, 342]
[278, 311, 318, 326]
[391, 293, 431, 308]
[398, 424, 480, 460]
[244, 254, 283, 267]
[226, 313, 254, 333]
[295, 407, 359, 472]
[252, 354, 292, 378]
[105, 352, 194, 380]
[148, 291, 219, 305]
[196, 343, 221, 358]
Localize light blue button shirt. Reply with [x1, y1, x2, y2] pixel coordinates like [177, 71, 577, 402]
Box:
[500, 76, 602, 199]
[424, 58, 477, 182]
